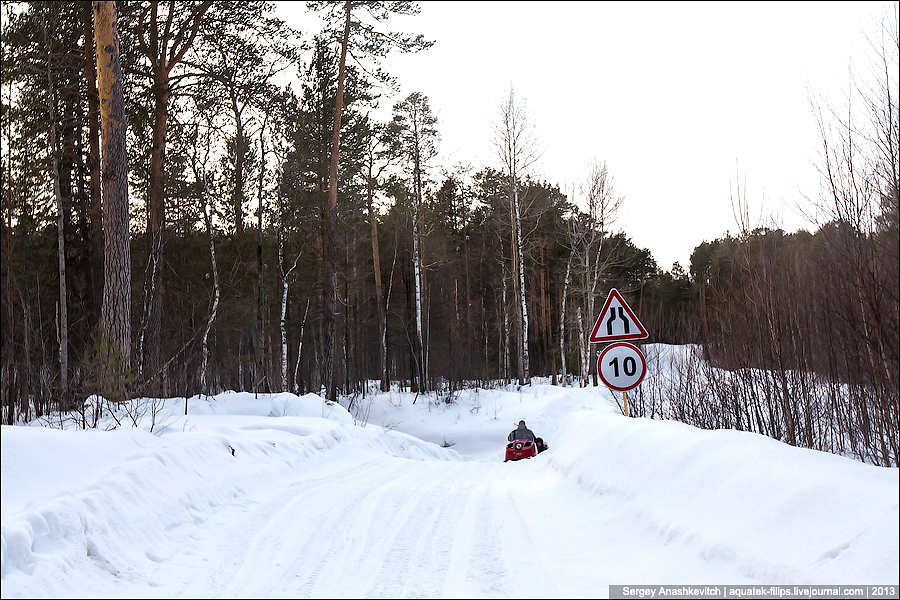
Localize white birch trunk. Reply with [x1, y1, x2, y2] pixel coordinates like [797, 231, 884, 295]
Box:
[413, 204, 424, 389]
[559, 251, 573, 386]
[502, 264, 510, 384]
[383, 233, 399, 392]
[191, 113, 220, 399]
[276, 168, 298, 393]
[497, 87, 537, 386]
[577, 306, 588, 387]
[279, 259, 289, 392]
[588, 238, 604, 386]
[514, 180, 529, 383]
[137, 225, 161, 380]
[198, 200, 219, 398]
[412, 156, 425, 392]
[293, 299, 310, 394]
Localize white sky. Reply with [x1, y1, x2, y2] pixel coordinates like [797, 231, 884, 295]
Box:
[277, 1, 894, 270]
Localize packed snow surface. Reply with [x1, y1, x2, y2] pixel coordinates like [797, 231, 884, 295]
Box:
[2, 352, 898, 597]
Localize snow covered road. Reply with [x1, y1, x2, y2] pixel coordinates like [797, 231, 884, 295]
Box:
[2, 377, 898, 598]
[34, 449, 753, 599]
[137, 454, 764, 599]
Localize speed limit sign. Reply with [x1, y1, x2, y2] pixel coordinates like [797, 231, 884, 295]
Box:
[597, 342, 646, 392]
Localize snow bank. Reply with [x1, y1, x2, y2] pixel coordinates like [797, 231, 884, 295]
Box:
[549, 410, 900, 583]
[1, 427, 157, 520]
[1, 391, 457, 597]
[173, 391, 354, 423]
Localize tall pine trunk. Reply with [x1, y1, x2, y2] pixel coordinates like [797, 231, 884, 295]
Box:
[93, 0, 131, 397]
[323, 1, 351, 401]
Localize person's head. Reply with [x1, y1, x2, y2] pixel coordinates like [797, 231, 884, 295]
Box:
[518, 420, 526, 428]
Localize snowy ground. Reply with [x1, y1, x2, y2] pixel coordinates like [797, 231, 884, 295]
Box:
[2, 352, 898, 598]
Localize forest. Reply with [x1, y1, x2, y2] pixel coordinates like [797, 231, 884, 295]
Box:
[1, 1, 897, 466]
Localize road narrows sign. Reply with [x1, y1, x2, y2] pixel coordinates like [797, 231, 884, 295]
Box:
[588, 288, 648, 343]
[597, 342, 647, 392]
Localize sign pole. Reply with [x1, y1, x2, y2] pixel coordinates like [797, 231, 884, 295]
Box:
[623, 391, 629, 417]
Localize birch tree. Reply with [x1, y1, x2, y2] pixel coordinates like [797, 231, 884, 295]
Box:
[186, 98, 220, 397]
[559, 231, 575, 386]
[574, 160, 622, 386]
[292, 299, 310, 394]
[576, 305, 588, 386]
[392, 92, 438, 393]
[274, 135, 301, 393]
[495, 87, 538, 385]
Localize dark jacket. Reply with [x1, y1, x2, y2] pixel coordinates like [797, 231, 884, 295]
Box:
[508, 424, 535, 442]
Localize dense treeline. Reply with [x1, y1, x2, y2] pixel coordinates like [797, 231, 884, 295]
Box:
[630, 7, 899, 465]
[1, 2, 897, 465]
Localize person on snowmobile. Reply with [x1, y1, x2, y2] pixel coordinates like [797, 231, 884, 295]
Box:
[508, 420, 535, 442]
[507, 420, 548, 453]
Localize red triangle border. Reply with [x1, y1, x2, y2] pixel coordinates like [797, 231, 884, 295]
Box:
[588, 288, 649, 343]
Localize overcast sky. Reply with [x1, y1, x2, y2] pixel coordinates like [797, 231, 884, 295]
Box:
[277, 1, 894, 270]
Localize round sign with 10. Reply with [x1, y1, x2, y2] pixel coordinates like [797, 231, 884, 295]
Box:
[597, 341, 647, 392]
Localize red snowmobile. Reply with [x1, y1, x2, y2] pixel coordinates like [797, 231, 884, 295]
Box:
[504, 437, 548, 462]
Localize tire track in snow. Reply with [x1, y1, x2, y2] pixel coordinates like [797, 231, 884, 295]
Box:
[227, 461, 380, 595]
[441, 466, 486, 599]
[288, 483, 380, 597]
[255, 458, 412, 598]
[465, 481, 510, 597]
[284, 459, 430, 598]
[391, 463, 475, 598]
[362, 470, 448, 598]
[170, 456, 390, 597]
[317, 469, 412, 598]
[300, 467, 404, 598]
[503, 485, 561, 597]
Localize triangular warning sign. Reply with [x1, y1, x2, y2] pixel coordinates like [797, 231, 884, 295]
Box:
[589, 288, 649, 343]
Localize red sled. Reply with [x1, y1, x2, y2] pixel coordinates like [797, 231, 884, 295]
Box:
[505, 438, 547, 461]
[505, 439, 537, 461]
